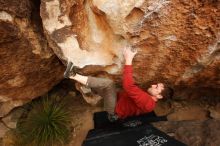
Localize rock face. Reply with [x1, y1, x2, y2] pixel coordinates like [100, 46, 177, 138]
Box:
[2, 107, 24, 129]
[40, 0, 220, 97]
[153, 120, 220, 146]
[0, 122, 9, 138]
[0, 0, 64, 116]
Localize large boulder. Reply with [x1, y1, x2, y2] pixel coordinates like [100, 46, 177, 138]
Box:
[40, 0, 220, 98]
[0, 0, 64, 116]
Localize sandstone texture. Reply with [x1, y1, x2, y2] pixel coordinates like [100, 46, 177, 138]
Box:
[40, 0, 219, 98]
[0, 122, 9, 138]
[2, 107, 24, 129]
[153, 119, 220, 146]
[0, 0, 64, 116]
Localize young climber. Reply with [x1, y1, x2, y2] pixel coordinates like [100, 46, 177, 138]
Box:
[64, 46, 173, 121]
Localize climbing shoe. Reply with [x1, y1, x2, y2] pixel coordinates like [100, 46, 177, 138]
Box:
[64, 61, 77, 78]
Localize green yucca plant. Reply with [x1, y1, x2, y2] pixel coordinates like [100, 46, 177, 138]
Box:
[17, 96, 71, 146]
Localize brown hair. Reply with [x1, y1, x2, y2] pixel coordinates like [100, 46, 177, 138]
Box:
[161, 85, 174, 99]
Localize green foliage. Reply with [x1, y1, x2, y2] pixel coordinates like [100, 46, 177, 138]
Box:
[17, 96, 71, 146]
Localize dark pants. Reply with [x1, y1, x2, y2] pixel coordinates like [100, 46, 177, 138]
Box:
[87, 77, 117, 114]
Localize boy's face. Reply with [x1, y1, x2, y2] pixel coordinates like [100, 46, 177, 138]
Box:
[147, 83, 164, 99]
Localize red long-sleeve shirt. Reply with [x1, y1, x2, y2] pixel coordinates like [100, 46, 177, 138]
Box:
[115, 65, 156, 119]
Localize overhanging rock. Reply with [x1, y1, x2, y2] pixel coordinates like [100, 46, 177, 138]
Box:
[40, 0, 220, 96]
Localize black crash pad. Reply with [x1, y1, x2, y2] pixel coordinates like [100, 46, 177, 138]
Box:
[83, 124, 186, 146]
[83, 111, 187, 146]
